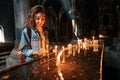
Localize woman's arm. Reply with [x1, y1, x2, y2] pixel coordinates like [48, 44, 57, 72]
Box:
[20, 29, 34, 57]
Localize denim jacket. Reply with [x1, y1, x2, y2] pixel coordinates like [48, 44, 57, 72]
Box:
[20, 27, 42, 61]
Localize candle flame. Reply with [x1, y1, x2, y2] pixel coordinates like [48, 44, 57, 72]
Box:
[92, 36, 95, 40]
[99, 34, 104, 38]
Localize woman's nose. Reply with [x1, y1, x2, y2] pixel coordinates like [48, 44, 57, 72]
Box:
[38, 19, 42, 23]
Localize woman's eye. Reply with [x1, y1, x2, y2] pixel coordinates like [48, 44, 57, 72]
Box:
[36, 18, 40, 20]
[41, 18, 45, 21]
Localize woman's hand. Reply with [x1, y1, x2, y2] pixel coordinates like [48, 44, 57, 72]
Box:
[38, 48, 47, 56]
[32, 48, 47, 56]
[32, 50, 39, 55]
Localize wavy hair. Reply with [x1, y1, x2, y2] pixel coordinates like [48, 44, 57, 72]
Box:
[26, 5, 46, 27]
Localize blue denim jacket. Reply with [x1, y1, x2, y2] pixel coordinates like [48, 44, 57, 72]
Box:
[20, 27, 41, 61]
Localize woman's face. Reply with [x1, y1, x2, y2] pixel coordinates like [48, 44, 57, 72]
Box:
[34, 12, 46, 28]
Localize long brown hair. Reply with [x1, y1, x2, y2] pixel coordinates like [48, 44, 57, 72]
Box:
[26, 5, 46, 27]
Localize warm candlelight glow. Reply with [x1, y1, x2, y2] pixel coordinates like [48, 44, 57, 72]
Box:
[68, 44, 72, 56]
[73, 47, 76, 56]
[99, 34, 102, 41]
[62, 46, 65, 63]
[77, 39, 82, 46]
[58, 72, 64, 80]
[99, 34, 102, 38]
[56, 50, 64, 80]
[1, 36, 103, 80]
[77, 39, 82, 53]
[46, 45, 49, 53]
[92, 36, 95, 40]
[54, 45, 58, 56]
[56, 50, 63, 66]
[72, 19, 75, 30]
[83, 42, 86, 49]
[93, 40, 98, 52]
[46, 45, 50, 70]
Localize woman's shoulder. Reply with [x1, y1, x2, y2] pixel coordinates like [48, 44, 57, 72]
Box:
[22, 27, 34, 33]
[22, 27, 27, 32]
[22, 27, 41, 34]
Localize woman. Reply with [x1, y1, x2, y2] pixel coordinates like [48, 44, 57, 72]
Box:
[19, 5, 49, 62]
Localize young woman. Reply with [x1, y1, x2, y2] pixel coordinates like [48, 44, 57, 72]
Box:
[19, 5, 49, 62]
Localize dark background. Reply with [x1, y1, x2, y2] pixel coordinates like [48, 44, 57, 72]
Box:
[0, 0, 119, 43]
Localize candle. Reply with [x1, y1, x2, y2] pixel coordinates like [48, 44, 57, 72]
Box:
[62, 46, 65, 63]
[77, 39, 82, 53]
[99, 34, 102, 40]
[93, 40, 98, 52]
[68, 44, 72, 56]
[73, 47, 76, 57]
[55, 45, 58, 57]
[46, 45, 50, 70]
[46, 45, 49, 53]
[92, 36, 95, 41]
[72, 19, 75, 30]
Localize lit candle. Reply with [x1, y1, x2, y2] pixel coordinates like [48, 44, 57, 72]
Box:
[46, 45, 49, 53]
[62, 46, 65, 63]
[93, 40, 98, 52]
[55, 45, 58, 57]
[77, 39, 82, 53]
[93, 45, 98, 52]
[72, 19, 75, 31]
[92, 36, 95, 46]
[73, 47, 76, 56]
[57, 50, 64, 80]
[83, 42, 86, 49]
[92, 36, 95, 40]
[46, 45, 50, 70]
[68, 44, 72, 56]
[99, 34, 102, 41]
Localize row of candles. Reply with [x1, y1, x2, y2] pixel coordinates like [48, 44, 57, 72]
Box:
[44, 35, 104, 80]
[42, 34, 103, 60]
